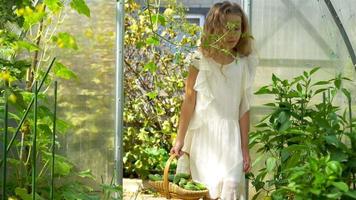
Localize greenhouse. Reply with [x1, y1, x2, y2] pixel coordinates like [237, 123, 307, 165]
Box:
[0, 0, 356, 199]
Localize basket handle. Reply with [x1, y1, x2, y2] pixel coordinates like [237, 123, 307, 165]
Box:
[163, 153, 178, 198]
[163, 152, 190, 198]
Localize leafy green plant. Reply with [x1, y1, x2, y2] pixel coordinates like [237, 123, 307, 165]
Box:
[123, 0, 199, 178]
[248, 68, 356, 199]
[0, 0, 106, 199]
[272, 155, 353, 199]
[99, 173, 123, 200]
[100, 182, 122, 200]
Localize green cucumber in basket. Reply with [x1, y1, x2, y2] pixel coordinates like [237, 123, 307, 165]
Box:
[193, 181, 207, 190]
[148, 174, 162, 181]
[183, 182, 199, 191]
[173, 173, 190, 184]
[177, 173, 190, 179]
[178, 178, 188, 187]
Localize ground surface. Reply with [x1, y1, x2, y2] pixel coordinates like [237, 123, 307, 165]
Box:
[123, 178, 166, 200]
[123, 178, 257, 200]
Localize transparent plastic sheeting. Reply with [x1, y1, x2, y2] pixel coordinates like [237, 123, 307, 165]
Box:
[250, 0, 356, 122]
[56, 0, 116, 188]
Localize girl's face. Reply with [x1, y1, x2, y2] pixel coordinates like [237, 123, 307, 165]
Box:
[219, 14, 242, 51]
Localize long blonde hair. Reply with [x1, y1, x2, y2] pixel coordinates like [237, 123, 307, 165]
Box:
[200, 1, 252, 58]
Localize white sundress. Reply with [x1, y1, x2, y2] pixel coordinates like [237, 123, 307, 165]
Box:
[179, 50, 258, 200]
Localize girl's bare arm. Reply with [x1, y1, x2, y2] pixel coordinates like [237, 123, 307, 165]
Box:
[239, 111, 251, 172]
[239, 111, 250, 152]
[171, 66, 199, 154]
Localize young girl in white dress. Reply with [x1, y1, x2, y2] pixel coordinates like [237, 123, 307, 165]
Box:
[170, 1, 258, 200]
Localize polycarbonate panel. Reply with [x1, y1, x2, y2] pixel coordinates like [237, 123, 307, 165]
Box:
[56, 0, 115, 187]
[331, 0, 356, 58]
[328, 0, 356, 105]
[250, 0, 356, 124]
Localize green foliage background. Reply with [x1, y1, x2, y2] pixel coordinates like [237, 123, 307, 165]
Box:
[122, 0, 200, 178]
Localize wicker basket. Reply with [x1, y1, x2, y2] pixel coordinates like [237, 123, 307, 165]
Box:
[147, 154, 209, 200]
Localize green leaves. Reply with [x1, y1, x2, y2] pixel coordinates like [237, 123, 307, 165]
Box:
[345, 190, 356, 199]
[226, 21, 240, 31]
[16, 40, 40, 52]
[53, 155, 73, 176]
[254, 86, 271, 95]
[334, 74, 342, 89]
[146, 91, 158, 100]
[78, 169, 96, 180]
[15, 4, 46, 30]
[331, 182, 349, 192]
[59, 182, 98, 200]
[146, 36, 160, 46]
[101, 183, 122, 199]
[52, 32, 78, 49]
[70, 0, 90, 17]
[266, 157, 277, 172]
[151, 14, 166, 26]
[309, 67, 320, 75]
[0, 59, 31, 81]
[143, 61, 158, 73]
[44, 0, 64, 13]
[54, 61, 78, 80]
[42, 151, 73, 176]
[326, 161, 342, 176]
[296, 83, 302, 93]
[312, 80, 330, 87]
[271, 73, 280, 84]
[342, 88, 351, 103]
[324, 135, 340, 147]
[15, 187, 45, 200]
[277, 111, 291, 132]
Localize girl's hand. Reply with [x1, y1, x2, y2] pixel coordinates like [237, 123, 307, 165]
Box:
[170, 140, 184, 157]
[242, 150, 251, 173]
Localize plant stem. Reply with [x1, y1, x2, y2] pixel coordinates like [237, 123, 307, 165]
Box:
[2, 84, 9, 200]
[37, 160, 49, 178]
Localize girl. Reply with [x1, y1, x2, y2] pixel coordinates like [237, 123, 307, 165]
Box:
[170, 1, 258, 200]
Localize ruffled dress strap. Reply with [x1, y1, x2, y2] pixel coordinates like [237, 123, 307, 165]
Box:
[181, 50, 215, 154]
[188, 50, 215, 130]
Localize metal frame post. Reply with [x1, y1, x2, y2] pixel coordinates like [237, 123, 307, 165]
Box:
[242, 0, 252, 199]
[115, 0, 125, 192]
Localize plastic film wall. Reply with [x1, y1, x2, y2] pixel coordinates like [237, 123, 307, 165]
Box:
[250, 0, 356, 122]
[56, 0, 116, 187]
